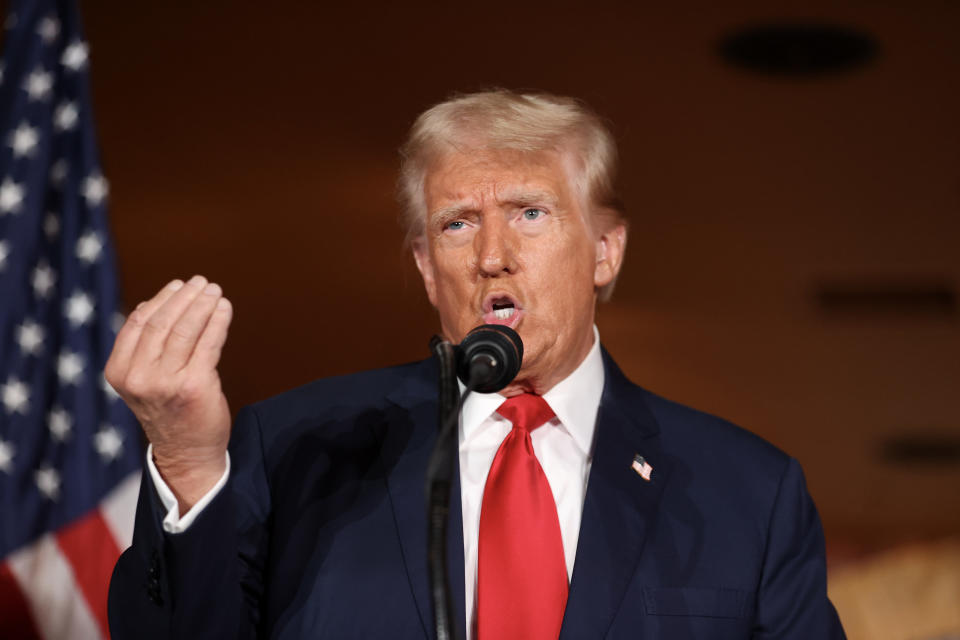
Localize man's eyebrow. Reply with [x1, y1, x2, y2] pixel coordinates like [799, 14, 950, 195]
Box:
[428, 204, 473, 226]
[500, 190, 560, 208]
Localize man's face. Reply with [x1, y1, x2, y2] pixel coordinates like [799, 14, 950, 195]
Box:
[413, 148, 625, 394]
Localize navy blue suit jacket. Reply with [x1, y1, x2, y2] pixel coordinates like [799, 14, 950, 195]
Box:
[108, 351, 844, 638]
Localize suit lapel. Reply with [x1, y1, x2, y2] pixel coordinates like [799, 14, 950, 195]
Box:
[382, 360, 467, 640]
[560, 350, 670, 639]
[379, 351, 663, 640]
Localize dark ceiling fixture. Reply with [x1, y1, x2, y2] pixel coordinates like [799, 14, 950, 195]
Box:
[719, 23, 879, 76]
[880, 433, 960, 468]
[813, 279, 956, 317]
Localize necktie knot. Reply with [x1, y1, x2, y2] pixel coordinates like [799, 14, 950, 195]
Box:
[496, 394, 555, 433]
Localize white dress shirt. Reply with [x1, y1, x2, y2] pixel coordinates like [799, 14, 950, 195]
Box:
[150, 328, 605, 639]
[458, 327, 604, 639]
[147, 444, 230, 533]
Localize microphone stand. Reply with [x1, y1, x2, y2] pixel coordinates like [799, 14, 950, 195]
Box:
[426, 326, 520, 640]
[426, 336, 463, 640]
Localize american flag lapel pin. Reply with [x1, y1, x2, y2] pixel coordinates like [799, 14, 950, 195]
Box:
[631, 454, 653, 481]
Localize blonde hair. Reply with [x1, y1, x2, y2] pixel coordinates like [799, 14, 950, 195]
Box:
[399, 89, 624, 232]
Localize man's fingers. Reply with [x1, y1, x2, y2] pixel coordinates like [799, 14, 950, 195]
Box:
[106, 279, 184, 383]
[129, 275, 209, 368]
[189, 296, 233, 373]
[160, 281, 224, 371]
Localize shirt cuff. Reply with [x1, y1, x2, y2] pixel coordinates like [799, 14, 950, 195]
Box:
[146, 444, 231, 534]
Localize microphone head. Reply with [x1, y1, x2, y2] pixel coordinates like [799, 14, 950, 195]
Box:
[456, 324, 523, 393]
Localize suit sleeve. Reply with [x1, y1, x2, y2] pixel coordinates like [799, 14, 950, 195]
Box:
[752, 457, 846, 639]
[108, 406, 272, 639]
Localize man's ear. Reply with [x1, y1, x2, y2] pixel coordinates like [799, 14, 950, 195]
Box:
[412, 238, 439, 307]
[594, 222, 627, 289]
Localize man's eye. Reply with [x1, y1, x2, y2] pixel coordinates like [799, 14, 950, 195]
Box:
[446, 221, 466, 231]
[522, 208, 545, 220]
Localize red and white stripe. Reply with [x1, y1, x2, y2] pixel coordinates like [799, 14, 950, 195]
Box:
[0, 472, 140, 640]
[631, 458, 653, 482]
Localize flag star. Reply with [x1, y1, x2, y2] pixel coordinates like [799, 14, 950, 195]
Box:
[44, 212, 60, 238]
[37, 16, 60, 43]
[65, 291, 95, 326]
[57, 350, 85, 385]
[0, 177, 25, 214]
[48, 407, 73, 441]
[76, 230, 103, 264]
[101, 372, 121, 401]
[15, 320, 45, 356]
[0, 240, 9, 271]
[50, 159, 68, 186]
[9, 121, 39, 158]
[61, 40, 89, 71]
[94, 424, 124, 462]
[54, 101, 79, 131]
[32, 262, 57, 298]
[1, 377, 30, 414]
[82, 173, 109, 207]
[0, 439, 14, 473]
[35, 466, 61, 500]
[23, 67, 53, 101]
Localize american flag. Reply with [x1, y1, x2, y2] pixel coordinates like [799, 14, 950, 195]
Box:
[0, 1, 142, 638]
[631, 454, 653, 482]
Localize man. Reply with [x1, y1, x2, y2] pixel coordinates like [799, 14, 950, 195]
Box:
[107, 90, 845, 638]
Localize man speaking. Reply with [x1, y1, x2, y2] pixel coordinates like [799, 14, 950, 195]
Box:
[107, 90, 845, 638]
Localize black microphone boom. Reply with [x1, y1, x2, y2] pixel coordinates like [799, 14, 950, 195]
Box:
[455, 324, 524, 393]
[425, 324, 522, 640]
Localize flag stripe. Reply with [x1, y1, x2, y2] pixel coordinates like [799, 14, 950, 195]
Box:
[99, 471, 141, 550]
[7, 534, 102, 640]
[1, 1, 143, 637]
[0, 562, 43, 640]
[55, 510, 122, 638]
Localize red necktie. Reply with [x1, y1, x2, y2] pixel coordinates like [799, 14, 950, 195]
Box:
[477, 394, 568, 640]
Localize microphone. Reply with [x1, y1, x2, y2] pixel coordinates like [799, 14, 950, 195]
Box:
[455, 324, 524, 393]
[426, 324, 522, 640]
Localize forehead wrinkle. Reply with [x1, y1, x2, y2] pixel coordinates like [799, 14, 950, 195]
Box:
[429, 186, 484, 217]
[429, 178, 501, 218]
[424, 149, 575, 228]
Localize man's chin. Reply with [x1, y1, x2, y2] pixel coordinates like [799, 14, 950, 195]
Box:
[508, 348, 550, 394]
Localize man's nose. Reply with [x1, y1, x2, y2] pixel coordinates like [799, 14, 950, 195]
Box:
[474, 216, 517, 277]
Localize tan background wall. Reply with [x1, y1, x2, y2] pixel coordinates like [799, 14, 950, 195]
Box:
[78, 0, 957, 588]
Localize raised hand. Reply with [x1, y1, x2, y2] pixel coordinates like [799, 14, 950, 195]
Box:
[105, 275, 234, 511]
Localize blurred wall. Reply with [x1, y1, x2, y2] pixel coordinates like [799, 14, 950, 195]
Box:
[80, 1, 958, 562]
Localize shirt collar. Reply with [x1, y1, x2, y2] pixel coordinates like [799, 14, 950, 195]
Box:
[459, 326, 604, 457]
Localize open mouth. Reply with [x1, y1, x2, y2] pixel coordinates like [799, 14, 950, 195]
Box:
[483, 295, 523, 327]
[492, 300, 516, 320]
